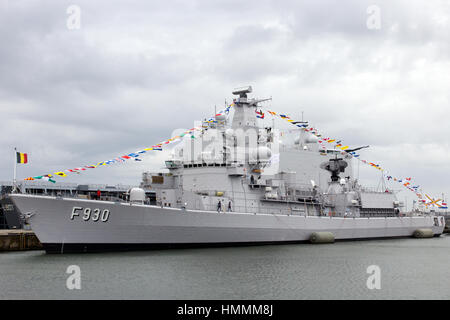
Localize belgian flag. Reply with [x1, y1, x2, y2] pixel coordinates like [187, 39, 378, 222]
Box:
[16, 152, 28, 164]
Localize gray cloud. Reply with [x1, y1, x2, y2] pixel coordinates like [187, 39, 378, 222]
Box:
[0, 0, 449, 205]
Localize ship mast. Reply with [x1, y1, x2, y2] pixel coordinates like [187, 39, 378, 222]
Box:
[231, 86, 258, 131]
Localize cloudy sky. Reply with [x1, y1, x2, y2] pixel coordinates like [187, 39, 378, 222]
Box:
[0, 0, 449, 205]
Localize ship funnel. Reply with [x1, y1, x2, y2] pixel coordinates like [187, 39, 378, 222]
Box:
[320, 158, 348, 182]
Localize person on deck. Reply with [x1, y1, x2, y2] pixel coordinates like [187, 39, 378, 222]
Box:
[217, 200, 222, 213]
[227, 200, 232, 212]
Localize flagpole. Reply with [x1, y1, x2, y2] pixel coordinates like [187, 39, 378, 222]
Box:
[13, 147, 17, 192]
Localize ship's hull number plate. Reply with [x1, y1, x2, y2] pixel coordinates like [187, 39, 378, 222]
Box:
[70, 207, 110, 222]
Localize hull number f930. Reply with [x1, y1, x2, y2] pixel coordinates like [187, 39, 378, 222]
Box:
[71, 207, 110, 222]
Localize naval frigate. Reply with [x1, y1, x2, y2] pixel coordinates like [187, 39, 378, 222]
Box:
[10, 86, 445, 253]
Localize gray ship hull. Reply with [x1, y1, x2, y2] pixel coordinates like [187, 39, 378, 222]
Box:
[10, 194, 445, 253]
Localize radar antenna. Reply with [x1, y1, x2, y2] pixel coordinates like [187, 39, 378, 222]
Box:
[320, 157, 348, 182]
[232, 86, 252, 98]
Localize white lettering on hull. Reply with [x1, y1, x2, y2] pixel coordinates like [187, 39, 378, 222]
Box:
[71, 206, 110, 222]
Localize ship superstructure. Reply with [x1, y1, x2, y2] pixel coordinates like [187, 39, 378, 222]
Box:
[141, 86, 394, 218]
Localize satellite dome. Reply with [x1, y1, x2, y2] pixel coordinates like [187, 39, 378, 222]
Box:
[129, 188, 145, 204]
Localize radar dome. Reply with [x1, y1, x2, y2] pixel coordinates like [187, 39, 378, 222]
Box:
[250, 146, 272, 162]
[305, 134, 319, 144]
[130, 188, 145, 204]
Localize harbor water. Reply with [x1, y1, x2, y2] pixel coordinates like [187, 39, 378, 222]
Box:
[1, 235, 450, 300]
